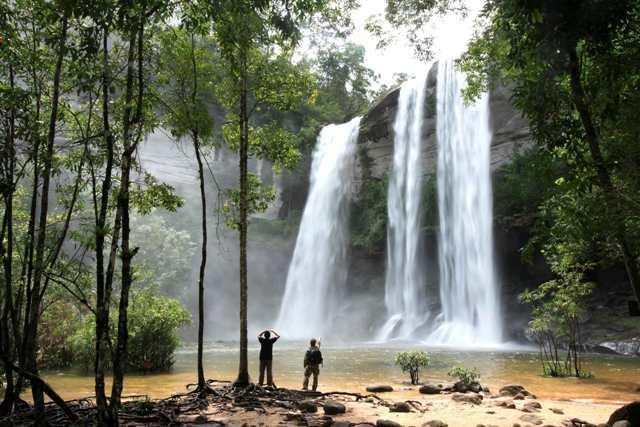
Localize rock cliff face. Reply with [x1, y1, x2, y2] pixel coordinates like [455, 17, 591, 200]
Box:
[354, 61, 531, 190]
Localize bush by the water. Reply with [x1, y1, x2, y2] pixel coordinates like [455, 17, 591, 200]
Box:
[395, 351, 429, 385]
[448, 366, 480, 386]
[72, 289, 190, 372]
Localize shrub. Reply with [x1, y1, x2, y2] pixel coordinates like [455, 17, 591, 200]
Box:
[448, 366, 480, 386]
[71, 289, 191, 372]
[395, 351, 429, 385]
[39, 300, 85, 368]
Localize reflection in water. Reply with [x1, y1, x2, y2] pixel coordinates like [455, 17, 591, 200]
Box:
[38, 343, 640, 404]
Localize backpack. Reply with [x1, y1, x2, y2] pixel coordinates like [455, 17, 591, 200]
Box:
[307, 347, 323, 365]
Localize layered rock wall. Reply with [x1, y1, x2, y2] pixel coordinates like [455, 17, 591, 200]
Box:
[354, 62, 531, 191]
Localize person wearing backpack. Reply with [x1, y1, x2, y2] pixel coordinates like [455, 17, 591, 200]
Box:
[302, 338, 323, 391]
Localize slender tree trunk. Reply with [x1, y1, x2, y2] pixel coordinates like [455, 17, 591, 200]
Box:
[194, 137, 208, 391]
[110, 19, 144, 419]
[568, 47, 640, 306]
[26, 15, 68, 422]
[95, 27, 116, 427]
[0, 64, 17, 417]
[235, 52, 250, 387]
[189, 32, 210, 392]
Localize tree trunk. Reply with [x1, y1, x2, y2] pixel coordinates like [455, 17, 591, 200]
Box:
[234, 52, 250, 387]
[110, 19, 144, 419]
[26, 15, 68, 422]
[194, 136, 208, 390]
[0, 64, 17, 417]
[190, 32, 209, 392]
[95, 27, 116, 426]
[568, 47, 640, 305]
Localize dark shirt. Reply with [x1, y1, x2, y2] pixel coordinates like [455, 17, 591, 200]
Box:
[258, 336, 279, 361]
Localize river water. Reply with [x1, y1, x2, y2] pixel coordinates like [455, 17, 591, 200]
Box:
[38, 342, 640, 404]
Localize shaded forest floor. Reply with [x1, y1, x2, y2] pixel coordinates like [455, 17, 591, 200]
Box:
[0, 380, 630, 426]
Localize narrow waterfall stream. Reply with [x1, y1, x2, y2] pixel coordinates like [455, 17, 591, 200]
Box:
[427, 58, 502, 346]
[377, 75, 429, 341]
[276, 117, 361, 339]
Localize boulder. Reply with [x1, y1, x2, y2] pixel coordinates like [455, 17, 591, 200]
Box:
[499, 385, 527, 397]
[420, 384, 443, 395]
[550, 408, 564, 414]
[422, 421, 448, 427]
[607, 401, 640, 426]
[522, 401, 542, 412]
[323, 400, 346, 415]
[299, 400, 318, 413]
[452, 381, 484, 393]
[452, 393, 483, 405]
[389, 402, 412, 413]
[519, 414, 543, 425]
[367, 385, 394, 393]
[376, 420, 402, 427]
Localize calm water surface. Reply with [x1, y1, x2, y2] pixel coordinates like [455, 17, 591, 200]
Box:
[39, 342, 640, 404]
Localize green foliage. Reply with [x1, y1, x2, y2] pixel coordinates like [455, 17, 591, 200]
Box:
[71, 290, 190, 372]
[520, 266, 594, 377]
[39, 301, 85, 369]
[460, 0, 640, 304]
[222, 173, 277, 230]
[367, 0, 464, 60]
[154, 27, 217, 145]
[130, 214, 197, 302]
[395, 350, 430, 385]
[351, 175, 388, 254]
[447, 366, 480, 386]
[131, 173, 184, 215]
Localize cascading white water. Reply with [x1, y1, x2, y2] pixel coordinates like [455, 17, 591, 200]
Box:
[427, 58, 502, 346]
[275, 117, 361, 339]
[377, 75, 429, 340]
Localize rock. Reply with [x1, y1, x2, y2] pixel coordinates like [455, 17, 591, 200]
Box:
[607, 401, 640, 426]
[376, 420, 402, 427]
[513, 393, 526, 400]
[512, 424, 521, 427]
[299, 400, 318, 413]
[500, 385, 527, 397]
[612, 421, 631, 427]
[452, 392, 483, 405]
[331, 422, 351, 427]
[569, 418, 597, 427]
[519, 414, 543, 425]
[178, 414, 208, 424]
[453, 381, 483, 393]
[550, 408, 564, 414]
[389, 402, 412, 413]
[495, 399, 516, 409]
[597, 338, 640, 356]
[420, 384, 443, 394]
[367, 385, 394, 393]
[323, 400, 346, 415]
[356, 62, 532, 192]
[523, 401, 542, 412]
[422, 421, 448, 427]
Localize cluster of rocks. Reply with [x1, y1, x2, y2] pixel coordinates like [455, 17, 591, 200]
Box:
[287, 384, 640, 427]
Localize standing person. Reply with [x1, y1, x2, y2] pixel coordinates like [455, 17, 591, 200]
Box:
[303, 338, 323, 391]
[258, 329, 280, 387]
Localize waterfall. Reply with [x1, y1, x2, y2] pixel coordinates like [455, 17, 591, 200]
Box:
[275, 117, 361, 339]
[377, 75, 429, 340]
[427, 58, 502, 346]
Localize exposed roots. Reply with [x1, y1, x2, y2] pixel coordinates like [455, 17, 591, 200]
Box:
[0, 381, 390, 426]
